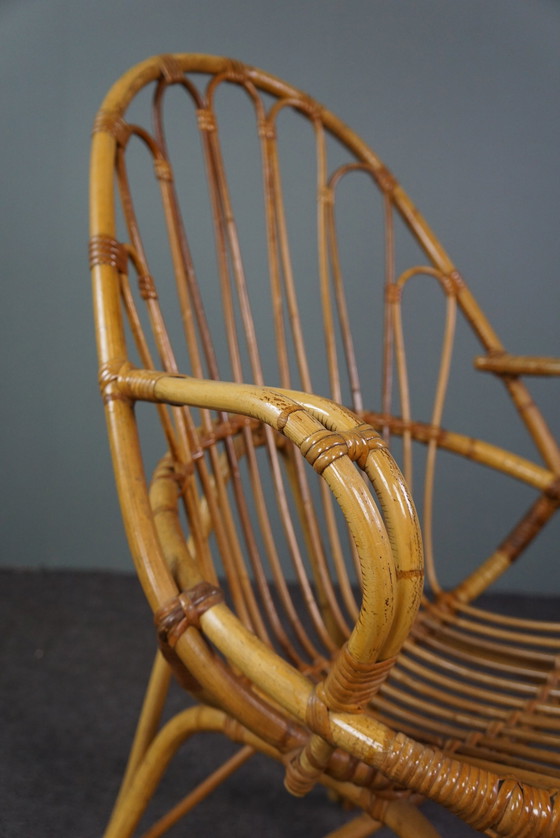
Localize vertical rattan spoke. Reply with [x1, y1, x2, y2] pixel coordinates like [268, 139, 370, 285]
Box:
[316, 122, 340, 402]
[239, 425, 325, 665]
[264, 101, 313, 391]
[325, 172, 363, 412]
[382, 195, 396, 443]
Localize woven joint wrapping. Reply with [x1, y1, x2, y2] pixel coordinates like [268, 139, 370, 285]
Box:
[439, 271, 458, 296]
[155, 581, 224, 650]
[224, 58, 247, 83]
[89, 235, 128, 273]
[301, 430, 347, 473]
[92, 110, 132, 146]
[319, 185, 335, 205]
[344, 424, 386, 468]
[298, 94, 323, 122]
[117, 369, 169, 402]
[258, 120, 276, 141]
[153, 157, 173, 182]
[197, 109, 217, 133]
[449, 269, 465, 291]
[284, 745, 325, 797]
[385, 283, 402, 304]
[98, 360, 130, 405]
[138, 273, 158, 300]
[545, 476, 560, 503]
[381, 732, 560, 836]
[324, 645, 397, 712]
[284, 687, 332, 796]
[159, 55, 184, 84]
[301, 425, 385, 474]
[306, 685, 332, 740]
[284, 652, 397, 798]
[375, 166, 397, 194]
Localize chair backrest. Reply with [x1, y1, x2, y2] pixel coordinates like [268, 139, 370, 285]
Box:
[90, 54, 559, 654]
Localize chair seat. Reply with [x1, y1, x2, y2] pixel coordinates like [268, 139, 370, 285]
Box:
[374, 601, 560, 788]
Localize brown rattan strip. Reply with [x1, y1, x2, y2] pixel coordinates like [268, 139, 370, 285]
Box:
[155, 581, 224, 648]
[89, 234, 128, 272]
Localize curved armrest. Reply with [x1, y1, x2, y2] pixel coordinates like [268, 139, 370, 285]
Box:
[116, 367, 423, 670]
[475, 353, 560, 376]
[113, 366, 426, 800]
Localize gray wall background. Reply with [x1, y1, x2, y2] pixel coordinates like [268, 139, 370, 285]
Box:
[1, 0, 559, 592]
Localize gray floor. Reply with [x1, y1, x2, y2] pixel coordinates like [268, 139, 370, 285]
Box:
[4, 568, 544, 837]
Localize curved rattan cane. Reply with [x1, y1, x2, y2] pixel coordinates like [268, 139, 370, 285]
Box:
[91, 54, 560, 837]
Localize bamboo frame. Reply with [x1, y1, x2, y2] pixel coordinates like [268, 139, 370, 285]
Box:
[90, 54, 560, 836]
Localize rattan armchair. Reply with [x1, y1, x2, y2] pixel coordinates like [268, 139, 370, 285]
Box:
[90, 54, 560, 837]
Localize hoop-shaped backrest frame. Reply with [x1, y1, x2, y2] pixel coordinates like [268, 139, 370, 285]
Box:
[90, 53, 559, 635]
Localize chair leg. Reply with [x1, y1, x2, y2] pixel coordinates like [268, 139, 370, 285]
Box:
[103, 705, 238, 838]
[139, 745, 254, 838]
[109, 650, 172, 823]
[380, 800, 441, 838]
[323, 801, 441, 838]
[324, 811, 383, 837]
[320, 767, 442, 838]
